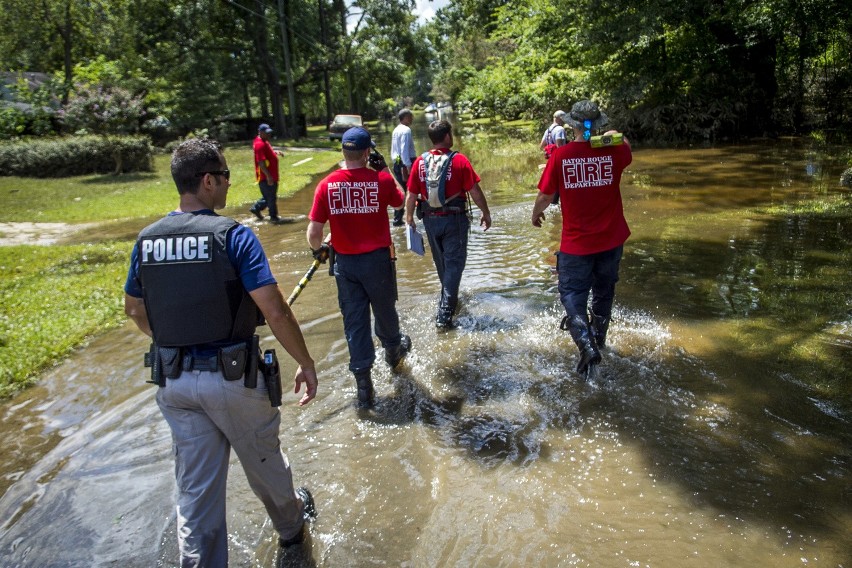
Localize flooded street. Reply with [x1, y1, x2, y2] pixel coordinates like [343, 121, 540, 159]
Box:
[1, 115, 850, 567]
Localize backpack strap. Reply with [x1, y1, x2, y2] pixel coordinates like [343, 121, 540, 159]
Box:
[544, 123, 559, 145]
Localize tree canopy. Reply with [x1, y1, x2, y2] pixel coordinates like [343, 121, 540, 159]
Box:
[0, 0, 429, 140]
[0, 0, 848, 143]
[430, 0, 851, 142]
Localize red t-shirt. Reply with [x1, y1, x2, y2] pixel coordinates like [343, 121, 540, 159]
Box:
[537, 140, 632, 255]
[253, 136, 279, 183]
[309, 167, 404, 255]
[407, 148, 481, 203]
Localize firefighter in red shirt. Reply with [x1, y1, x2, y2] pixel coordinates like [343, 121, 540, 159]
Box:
[531, 100, 632, 380]
[250, 123, 285, 222]
[306, 127, 411, 409]
[405, 119, 492, 329]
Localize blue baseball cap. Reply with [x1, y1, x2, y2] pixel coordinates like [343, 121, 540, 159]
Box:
[341, 127, 375, 150]
[258, 123, 273, 133]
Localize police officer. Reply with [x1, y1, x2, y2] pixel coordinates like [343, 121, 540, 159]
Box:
[123, 138, 319, 565]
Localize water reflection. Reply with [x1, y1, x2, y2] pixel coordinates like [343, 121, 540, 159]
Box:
[0, 116, 849, 566]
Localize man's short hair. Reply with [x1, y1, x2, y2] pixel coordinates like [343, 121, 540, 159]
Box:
[342, 148, 366, 162]
[427, 119, 452, 144]
[171, 138, 224, 195]
[398, 108, 413, 121]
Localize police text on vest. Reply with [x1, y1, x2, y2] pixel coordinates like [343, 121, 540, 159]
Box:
[140, 234, 213, 264]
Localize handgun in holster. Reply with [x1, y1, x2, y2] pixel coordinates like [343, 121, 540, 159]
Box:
[262, 349, 283, 407]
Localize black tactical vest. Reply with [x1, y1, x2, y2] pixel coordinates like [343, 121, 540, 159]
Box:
[137, 212, 261, 347]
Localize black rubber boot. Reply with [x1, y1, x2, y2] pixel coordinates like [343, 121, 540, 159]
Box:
[384, 334, 412, 370]
[354, 369, 374, 409]
[560, 315, 602, 376]
[278, 487, 317, 548]
[392, 208, 405, 226]
[297, 486, 317, 521]
[435, 296, 458, 329]
[590, 311, 610, 349]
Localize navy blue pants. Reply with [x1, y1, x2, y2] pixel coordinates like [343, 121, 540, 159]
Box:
[556, 245, 623, 319]
[392, 162, 408, 189]
[334, 248, 402, 372]
[423, 213, 470, 312]
[253, 180, 279, 219]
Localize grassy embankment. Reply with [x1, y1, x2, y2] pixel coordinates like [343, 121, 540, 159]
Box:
[0, 131, 341, 398]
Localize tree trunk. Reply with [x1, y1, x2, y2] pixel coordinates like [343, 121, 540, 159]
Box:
[317, 0, 332, 126]
[242, 80, 253, 139]
[278, 0, 298, 138]
[254, 0, 285, 135]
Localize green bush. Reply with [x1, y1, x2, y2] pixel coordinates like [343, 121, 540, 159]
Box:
[0, 104, 28, 138]
[0, 135, 153, 177]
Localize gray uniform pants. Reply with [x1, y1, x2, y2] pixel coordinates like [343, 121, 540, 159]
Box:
[156, 369, 304, 568]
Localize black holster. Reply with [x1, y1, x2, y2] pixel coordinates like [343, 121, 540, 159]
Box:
[143, 343, 182, 387]
[262, 349, 282, 407]
[143, 343, 164, 387]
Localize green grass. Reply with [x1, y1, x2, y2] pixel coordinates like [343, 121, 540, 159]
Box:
[0, 140, 340, 397]
[0, 243, 130, 397]
[0, 145, 341, 223]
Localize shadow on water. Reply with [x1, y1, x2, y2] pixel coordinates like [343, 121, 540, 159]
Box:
[350, 289, 850, 548]
[291, 226, 846, 564]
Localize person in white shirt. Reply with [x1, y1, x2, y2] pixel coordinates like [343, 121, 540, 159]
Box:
[540, 110, 567, 159]
[390, 108, 416, 226]
[540, 109, 568, 204]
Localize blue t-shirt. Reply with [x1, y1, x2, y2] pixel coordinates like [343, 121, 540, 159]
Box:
[124, 210, 276, 297]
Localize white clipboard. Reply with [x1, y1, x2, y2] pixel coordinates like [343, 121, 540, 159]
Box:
[406, 224, 425, 256]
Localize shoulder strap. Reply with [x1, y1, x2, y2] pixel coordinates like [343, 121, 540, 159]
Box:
[423, 150, 457, 207]
[545, 123, 560, 145]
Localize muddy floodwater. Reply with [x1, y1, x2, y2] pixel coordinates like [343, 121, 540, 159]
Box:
[0, 115, 850, 567]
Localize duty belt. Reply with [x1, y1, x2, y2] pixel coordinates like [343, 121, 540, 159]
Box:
[145, 339, 259, 387]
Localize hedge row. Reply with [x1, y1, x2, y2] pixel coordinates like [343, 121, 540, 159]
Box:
[0, 135, 154, 177]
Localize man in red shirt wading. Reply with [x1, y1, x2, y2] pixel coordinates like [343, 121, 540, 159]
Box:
[405, 119, 492, 329]
[250, 123, 285, 222]
[531, 100, 632, 380]
[306, 127, 411, 409]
